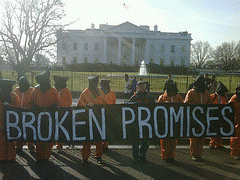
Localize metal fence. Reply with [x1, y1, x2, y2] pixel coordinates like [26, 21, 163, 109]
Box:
[1, 68, 240, 93]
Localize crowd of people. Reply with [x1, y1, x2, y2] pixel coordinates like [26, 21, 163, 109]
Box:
[0, 71, 240, 166]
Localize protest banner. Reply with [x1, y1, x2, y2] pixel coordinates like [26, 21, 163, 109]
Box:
[4, 103, 235, 142]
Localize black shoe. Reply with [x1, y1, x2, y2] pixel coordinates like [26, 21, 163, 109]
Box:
[82, 159, 88, 165]
[95, 157, 102, 164]
[192, 156, 202, 162]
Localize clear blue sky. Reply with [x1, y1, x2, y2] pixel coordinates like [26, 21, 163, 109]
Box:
[61, 0, 240, 48]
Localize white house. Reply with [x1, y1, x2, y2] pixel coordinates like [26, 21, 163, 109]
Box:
[56, 21, 192, 67]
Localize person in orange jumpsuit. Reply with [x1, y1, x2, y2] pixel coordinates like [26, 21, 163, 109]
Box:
[99, 79, 116, 152]
[229, 83, 240, 160]
[77, 75, 106, 164]
[209, 81, 228, 150]
[157, 82, 184, 163]
[184, 75, 211, 161]
[129, 81, 155, 163]
[29, 71, 58, 163]
[14, 76, 35, 153]
[54, 75, 72, 153]
[0, 79, 20, 162]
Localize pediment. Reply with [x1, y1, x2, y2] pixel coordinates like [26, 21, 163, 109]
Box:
[108, 22, 149, 34]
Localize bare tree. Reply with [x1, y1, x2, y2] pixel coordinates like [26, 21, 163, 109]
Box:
[0, 0, 65, 79]
[213, 41, 238, 72]
[190, 41, 213, 69]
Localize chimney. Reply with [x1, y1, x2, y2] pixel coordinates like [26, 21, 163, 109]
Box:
[154, 25, 158, 32]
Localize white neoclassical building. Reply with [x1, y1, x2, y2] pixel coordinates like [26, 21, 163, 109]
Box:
[56, 21, 192, 67]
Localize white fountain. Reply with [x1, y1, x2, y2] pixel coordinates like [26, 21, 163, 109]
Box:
[139, 60, 147, 76]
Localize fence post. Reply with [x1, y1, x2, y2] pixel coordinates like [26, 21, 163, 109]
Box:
[71, 71, 73, 91]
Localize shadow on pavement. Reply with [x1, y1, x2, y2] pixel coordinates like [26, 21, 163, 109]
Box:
[51, 150, 138, 180]
[105, 150, 196, 180]
[0, 161, 32, 180]
[17, 151, 77, 180]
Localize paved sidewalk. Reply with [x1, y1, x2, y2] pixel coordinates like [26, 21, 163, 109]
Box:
[1, 145, 239, 180]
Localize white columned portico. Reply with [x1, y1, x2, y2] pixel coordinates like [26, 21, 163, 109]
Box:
[132, 38, 135, 66]
[145, 39, 149, 63]
[103, 37, 107, 63]
[118, 37, 122, 65]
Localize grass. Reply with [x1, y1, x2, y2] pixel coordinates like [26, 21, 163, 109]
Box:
[1, 70, 240, 93]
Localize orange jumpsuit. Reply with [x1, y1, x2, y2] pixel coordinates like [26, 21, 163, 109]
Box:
[229, 94, 240, 157]
[184, 89, 211, 158]
[29, 87, 58, 160]
[77, 87, 106, 160]
[14, 87, 35, 151]
[102, 90, 116, 148]
[157, 92, 184, 160]
[0, 92, 20, 161]
[209, 93, 228, 148]
[56, 88, 72, 150]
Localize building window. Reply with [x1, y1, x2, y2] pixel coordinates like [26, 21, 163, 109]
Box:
[170, 59, 175, 66]
[62, 57, 66, 65]
[171, 45, 175, 53]
[161, 45, 165, 52]
[182, 45, 186, 52]
[84, 57, 88, 63]
[160, 59, 164, 66]
[94, 43, 99, 51]
[73, 43, 77, 50]
[84, 43, 88, 50]
[73, 57, 77, 64]
[62, 42, 66, 50]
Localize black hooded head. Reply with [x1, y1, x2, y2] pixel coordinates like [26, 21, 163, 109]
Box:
[99, 79, 111, 94]
[165, 82, 178, 96]
[0, 79, 15, 103]
[193, 75, 206, 93]
[88, 75, 101, 97]
[54, 75, 69, 91]
[35, 71, 51, 93]
[215, 81, 228, 96]
[18, 76, 30, 93]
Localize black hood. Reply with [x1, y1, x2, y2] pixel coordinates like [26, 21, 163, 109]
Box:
[19, 76, 30, 93]
[54, 75, 69, 91]
[193, 75, 206, 93]
[215, 81, 228, 96]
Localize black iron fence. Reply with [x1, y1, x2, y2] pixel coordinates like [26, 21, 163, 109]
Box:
[1, 68, 240, 93]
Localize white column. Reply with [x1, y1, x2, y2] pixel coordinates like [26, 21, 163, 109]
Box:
[103, 37, 107, 63]
[145, 39, 149, 63]
[132, 38, 135, 66]
[118, 38, 122, 65]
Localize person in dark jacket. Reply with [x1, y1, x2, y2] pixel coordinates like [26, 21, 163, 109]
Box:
[129, 81, 155, 163]
[163, 74, 174, 91]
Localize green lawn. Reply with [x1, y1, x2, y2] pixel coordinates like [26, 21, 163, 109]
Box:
[1, 70, 240, 93]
